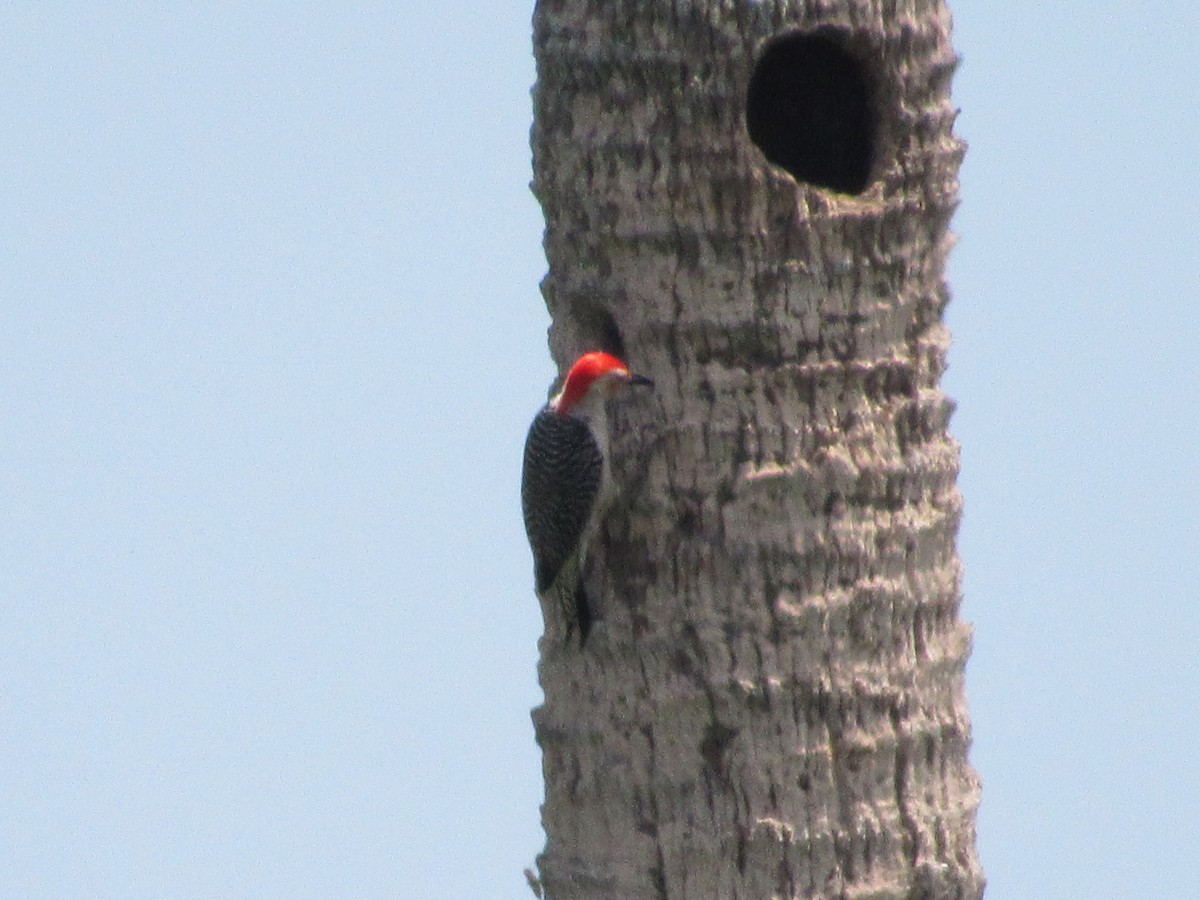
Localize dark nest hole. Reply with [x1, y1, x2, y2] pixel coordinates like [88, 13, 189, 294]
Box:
[572, 301, 626, 362]
[746, 30, 877, 195]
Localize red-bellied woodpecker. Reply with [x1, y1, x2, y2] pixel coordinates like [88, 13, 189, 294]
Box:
[521, 351, 653, 643]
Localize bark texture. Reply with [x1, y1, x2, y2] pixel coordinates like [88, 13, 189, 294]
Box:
[530, 1, 981, 897]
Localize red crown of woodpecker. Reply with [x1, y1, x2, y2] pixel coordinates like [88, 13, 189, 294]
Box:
[553, 351, 631, 414]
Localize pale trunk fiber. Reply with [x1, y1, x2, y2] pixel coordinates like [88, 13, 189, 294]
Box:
[529, 1, 982, 898]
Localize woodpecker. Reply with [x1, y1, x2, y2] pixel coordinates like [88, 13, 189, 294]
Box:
[521, 350, 653, 643]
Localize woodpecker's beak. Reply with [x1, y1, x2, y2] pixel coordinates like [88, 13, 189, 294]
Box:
[627, 373, 654, 388]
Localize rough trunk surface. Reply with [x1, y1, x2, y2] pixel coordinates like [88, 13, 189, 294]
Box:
[529, 1, 982, 897]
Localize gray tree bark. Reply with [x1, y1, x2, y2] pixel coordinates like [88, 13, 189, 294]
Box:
[529, 2, 982, 898]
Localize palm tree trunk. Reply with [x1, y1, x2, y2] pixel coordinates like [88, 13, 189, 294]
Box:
[530, 2, 982, 898]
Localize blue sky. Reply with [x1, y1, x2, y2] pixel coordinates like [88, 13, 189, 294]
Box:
[2, 3, 1197, 898]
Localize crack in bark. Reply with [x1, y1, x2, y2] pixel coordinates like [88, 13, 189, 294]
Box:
[637, 655, 669, 900]
[890, 703, 923, 872]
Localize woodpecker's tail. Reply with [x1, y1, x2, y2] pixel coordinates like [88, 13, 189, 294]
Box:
[539, 552, 592, 647]
[572, 580, 593, 645]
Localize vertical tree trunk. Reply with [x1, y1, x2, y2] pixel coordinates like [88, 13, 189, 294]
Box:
[530, 2, 981, 898]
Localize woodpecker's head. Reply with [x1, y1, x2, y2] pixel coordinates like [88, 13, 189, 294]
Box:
[550, 351, 653, 417]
